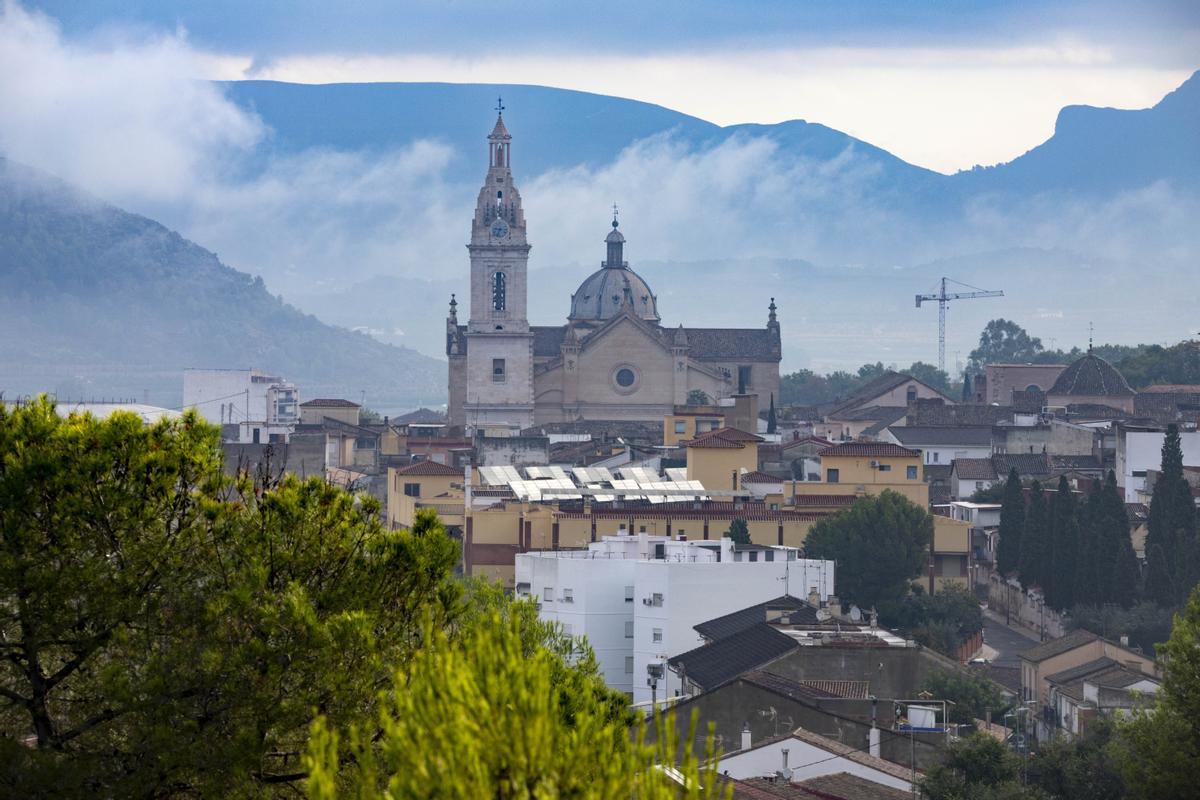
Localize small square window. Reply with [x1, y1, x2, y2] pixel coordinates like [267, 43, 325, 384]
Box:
[543, 587, 553, 602]
[625, 621, 634, 638]
[749, 551, 758, 562]
[826, 468, 840, 483]
[878, 463, 891, 472]
[625, 657, 634, 674]
[624, 585, 635, 603]
[652, 593, 663, 607]
[765, 550, 775, 562]
[404, 482, 420, 497]
[562, 588, 573, 603]
[674, 421, 686, 434]
[653, 628, 663, 643]
[907, 466, 918, 480]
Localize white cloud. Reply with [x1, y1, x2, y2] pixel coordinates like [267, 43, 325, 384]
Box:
[0, 2, 260, 203]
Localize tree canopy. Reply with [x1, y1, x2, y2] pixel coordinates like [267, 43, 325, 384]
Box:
[1113, 583, 1200, 799]
[968, 319, 1044, 371]
[0, 399, 453, 795]
[1144, 425, 1199, 607]
[803, 491, 933, 618]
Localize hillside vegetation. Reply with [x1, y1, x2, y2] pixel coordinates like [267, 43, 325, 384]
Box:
[0, 157, 443, 411]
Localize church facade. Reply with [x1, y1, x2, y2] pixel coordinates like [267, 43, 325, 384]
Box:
[446, 110, 781, 430]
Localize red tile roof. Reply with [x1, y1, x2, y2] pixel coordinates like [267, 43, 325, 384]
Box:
[393, 460, 462, 476]
[820, 442, 920, 458]
[684, 427, 764, 449]
[741, 471, 784, 484]
[300, 398, 361, 407]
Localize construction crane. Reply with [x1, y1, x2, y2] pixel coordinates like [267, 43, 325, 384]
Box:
[915, 277, 1004, 374]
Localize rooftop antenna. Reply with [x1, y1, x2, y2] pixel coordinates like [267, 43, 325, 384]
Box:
[1088, 322, 1094, 354]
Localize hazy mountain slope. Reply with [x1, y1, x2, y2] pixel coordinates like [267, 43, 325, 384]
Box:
[223, 80, 943, 194]
[0, 157, 443, 411]
[951, 70, 1200, 195]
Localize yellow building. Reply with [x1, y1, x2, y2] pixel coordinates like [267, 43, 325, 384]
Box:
[684, 427, 762, 492]
[465, 498, 826, 587]
[789, 442, 927, 506]
[926, 516, 972, 594]
[386, 460, 466, 530]
[663, 406, 725, 446]
[298, 398, 361, 426]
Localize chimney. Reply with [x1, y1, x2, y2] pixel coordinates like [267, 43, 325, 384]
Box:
[807, 586, 820, 607]
[1120, 634, 1130, 647]
[741, 724, 752, 751]
[827, 595, 842, 618]
[638, 530, 649, 559]
[781, 748, 789, 769]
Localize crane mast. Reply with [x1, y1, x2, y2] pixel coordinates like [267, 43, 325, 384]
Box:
[915, 277, 1004, 374]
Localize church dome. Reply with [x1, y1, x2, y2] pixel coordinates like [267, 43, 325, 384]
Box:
[568, 216, 660, 323]
[569, 267, 660, 323]
[1048, 352, 1135, 397]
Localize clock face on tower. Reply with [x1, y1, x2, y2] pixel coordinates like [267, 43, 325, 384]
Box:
[490, 219, 509, 239]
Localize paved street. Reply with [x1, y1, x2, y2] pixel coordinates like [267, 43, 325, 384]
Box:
[982, 610, 1039, 667]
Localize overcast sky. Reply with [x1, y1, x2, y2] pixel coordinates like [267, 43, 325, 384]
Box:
[23, 0, 1200, 173]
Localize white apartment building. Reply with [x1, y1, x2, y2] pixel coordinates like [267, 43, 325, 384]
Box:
[183, 368, 299, 443]
[515, 533, 835, 705]
[1116, 428, 1200, 502]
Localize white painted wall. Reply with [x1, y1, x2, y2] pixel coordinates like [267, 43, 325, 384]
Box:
[1119, 431, 1200, 502]
[516, 535, 835, 704]
[717, 736, 912, 792]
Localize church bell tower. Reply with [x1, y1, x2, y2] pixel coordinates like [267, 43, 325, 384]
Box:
[459, 100, 534, 429]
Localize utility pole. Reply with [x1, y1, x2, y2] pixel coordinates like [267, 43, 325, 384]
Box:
[915, 277, 1004, 373]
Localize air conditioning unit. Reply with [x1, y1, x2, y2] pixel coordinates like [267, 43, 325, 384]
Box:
[869, 460, 879, 467]
[647, 663, 665, 679]
[642, 597, 653, 606]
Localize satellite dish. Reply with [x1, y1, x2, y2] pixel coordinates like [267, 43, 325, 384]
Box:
[849, 605, 863, 622]
[815, 608, 832, 622]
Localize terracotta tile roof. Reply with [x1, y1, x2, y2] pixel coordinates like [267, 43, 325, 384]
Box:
[820, 442, 920, 458]
[1140, 384, 1200, 393]
[796, 772, 911, 800]
[668, 623, 798, 690]
[694, 596, 818, 641]
[952, 458, 997, 481]
[789, 495, 860, 508]
[1048, 354, 1135, 397]
[685, 427, 765, 449]
[742, 470, 785, 484]
[393, 460, 462, 476]
[782, 435, 835, 451]
[1019, 629, 1099, 663]
[889, 426, 993, 447]
[741, 670, 843, 701]
[300, 398, 360, 407]
[529, 324, 781, 361]
[681, 327, 781, 361]
[787, 727, 917, 784]
[993, 452, 1051, 478]
[828, 405, 907, 422]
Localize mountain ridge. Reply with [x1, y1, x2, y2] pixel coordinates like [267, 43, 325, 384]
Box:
[0, 157, 443, 412]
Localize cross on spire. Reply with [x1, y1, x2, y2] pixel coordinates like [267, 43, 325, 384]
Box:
[495, 96, 505, 116]
[612, 202, 619, 228]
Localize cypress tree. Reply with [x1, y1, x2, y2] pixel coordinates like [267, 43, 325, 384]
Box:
[1103, 470, 1141, 607]
[995, 468, 1024, 576]
[1047, 475, 1079, 611]
[767, 393, 777, 434]
[1074, 481, 1103, 608]
[1019, 481, 1049, 592]
[1145, 425, 1198, 606]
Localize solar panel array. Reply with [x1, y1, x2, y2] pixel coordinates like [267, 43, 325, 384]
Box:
[476, 463, 707, 503]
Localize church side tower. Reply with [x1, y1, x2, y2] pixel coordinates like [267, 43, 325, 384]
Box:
[461, 104, 534, 429]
